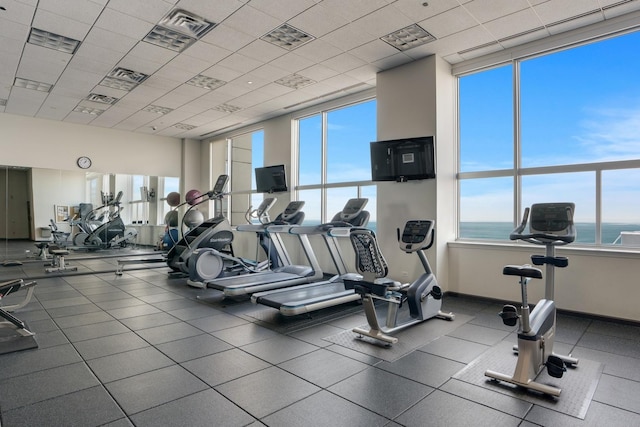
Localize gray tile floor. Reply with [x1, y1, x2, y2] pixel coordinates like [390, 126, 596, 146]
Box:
[0, 251, 639, 426]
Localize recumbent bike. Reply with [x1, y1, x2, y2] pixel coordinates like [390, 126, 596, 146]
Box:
[347, 220, 454, 345]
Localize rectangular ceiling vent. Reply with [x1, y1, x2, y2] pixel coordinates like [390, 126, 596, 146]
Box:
[187, 74, 226, 90]
[86, 93, 119, 104]
[172, 123, 197, 130]
[143, 105, 174, 115]
[261, 24, 315, 50]
[99, 67, 149, 91]
[381, 24, 436, 51]
[144, 9, 215, 52]
[212, 103, 241, 113]
[275, 74, 316, 89]
[14, 77, 53, 92]
[28, 28, 81, 54]
[73, 106, 104, 115]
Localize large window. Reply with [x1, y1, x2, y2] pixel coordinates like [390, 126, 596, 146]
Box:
[296, 99, 377, 228]
[458, 30, 640, 246]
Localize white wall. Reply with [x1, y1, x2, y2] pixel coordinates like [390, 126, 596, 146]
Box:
[376, 56, 456, 285]
[0, 113, 181, 176]
[31, 168, 85, 237]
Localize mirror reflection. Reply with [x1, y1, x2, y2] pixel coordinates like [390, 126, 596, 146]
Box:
[0, 165, 179, 260]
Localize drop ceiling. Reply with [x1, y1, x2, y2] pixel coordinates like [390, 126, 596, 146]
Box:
[1, 0, 639, 140]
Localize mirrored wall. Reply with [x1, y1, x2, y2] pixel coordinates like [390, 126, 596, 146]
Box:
[0, 165, 179, 258]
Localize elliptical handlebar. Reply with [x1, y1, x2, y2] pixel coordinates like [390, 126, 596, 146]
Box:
[510, 203, 576, 246]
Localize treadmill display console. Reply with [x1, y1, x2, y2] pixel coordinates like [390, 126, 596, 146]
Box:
[340, 198, 368, 221]
[529, 203, 575, 236]
[281, 201, 305, 221]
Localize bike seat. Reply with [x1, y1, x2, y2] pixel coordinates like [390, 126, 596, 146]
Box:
[502, 265, 542, 279]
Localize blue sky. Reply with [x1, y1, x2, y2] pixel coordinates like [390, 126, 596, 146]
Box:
[460, 29, 640, 223]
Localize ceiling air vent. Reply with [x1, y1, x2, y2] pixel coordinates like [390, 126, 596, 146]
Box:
[14, 78, 53, 92]
[172, 123, 197, 130]
[274, 74, 316, 89]
[28, 28, 81, 54]
[186, 75, 226, 90]
[73, 106, 105, 115]
[143, 105, 174, 115]
[261, 24, 315, 50]
[86, 93, 119, 105]
[144, 9, 215, 52]
[381, 24, 436, 51]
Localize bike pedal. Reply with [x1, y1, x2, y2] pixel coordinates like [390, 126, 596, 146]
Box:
[546, 355, 566, 378]
[499, 304, 519, 327]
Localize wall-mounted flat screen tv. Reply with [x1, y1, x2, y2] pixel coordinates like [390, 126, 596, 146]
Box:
[370, 136, 435, 182]
[255, 165, 288, 193]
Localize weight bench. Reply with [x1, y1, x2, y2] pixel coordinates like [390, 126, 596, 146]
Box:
[45, 249, 77, 273]
[115, 257, 166, 276]
[1, 279, 38, 354]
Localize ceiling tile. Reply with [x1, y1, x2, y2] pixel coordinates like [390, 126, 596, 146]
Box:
[299, 64, 339, 82]
[249, 0, 315, 21]
[463, 0, 531, 24]
[237, 39, 287, 63]
[38, 0, 104, 25]
[534, 0, 601, 26]
[603, 1, 640, 19]
[393, 0, 460, 22]
[321, 21, 377, 52]
[221, 4, 282, 38]
[322, 53, 367, 73]
[268, 52, 315, 74]
[292, 38, 343, 62]
[0, 0, 36, 25]
[201, 23, 254, 51]
[94, 7, 155, 40]
[32, 8, 92, 41]
[5, 86, 48, 116]
[216, 53, 264, 74]
[321, 0, 389, 22]
[419, 6, 478, 39]
[482, 8, 544, 40]
[16, 43, 72, 84]
[355, 5, 414, 39]
[182, 40, 233, 64]
[349, 39, 400, 63]
[83, 27, 139, 54]
[105, 0, 174, 24]
[289, 3, 350, 38]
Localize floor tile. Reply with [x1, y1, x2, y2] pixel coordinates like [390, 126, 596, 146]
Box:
[447, 323, 511, 346]
[1, 385, 125, 427]
[105, 365, 208, 415]
[156, 333, 233, 362]
[263, 390, 388, 427]
[212, 322, 280, 346]
[418, 334, 490, 363]
[87, 346, 175, 383]
[216, 366, 320, 419]
[182, 348, 271, 386]
[593, 374, 640, 413]
[328, 367, 433, 419]
[278, 348, 370, 388]
[241, 335, 318, 364]
[135, 321, 203, 345]
[526, 401, 640, 426]
[0, 362, 99, 411]
[395, 389, 521, 426]
[377, 350, 466, 388]
[186, 312, 249, 332]
[73, 331, 149, 360]
[0, 344, 82, 380]
[130, 388, 255, 427]
[63, 319, 130, 342]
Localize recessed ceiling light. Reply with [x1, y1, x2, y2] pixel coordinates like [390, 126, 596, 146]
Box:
[261, 24, 315, 50]
[14, 77, 52, 92]
[73, 106, 105, 115]
[274, 74, 316, 89]
[172, 123, 196, 130]
[28, 27, 81, 54]
[85, 93, 119, 104]
[143, 105, 174, 115]
[212, 103, 241, 113]
[186, 74, 226, 90]
[381, 24, 436, 51]
[144, 8, 215, 52]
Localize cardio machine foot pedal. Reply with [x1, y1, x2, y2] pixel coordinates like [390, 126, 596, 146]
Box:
[546, 355, 566, 378]
[499, 305, 519, 327]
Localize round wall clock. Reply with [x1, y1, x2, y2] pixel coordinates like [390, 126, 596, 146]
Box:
[77, 156, 92, 169]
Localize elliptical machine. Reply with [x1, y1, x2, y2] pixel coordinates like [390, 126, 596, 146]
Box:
[348, 220, 454, 345]
[485, 202, 579, 397]
[187, 199, 307, 288]
[74, 191, 138, 249]
[166, 175, 233, 273]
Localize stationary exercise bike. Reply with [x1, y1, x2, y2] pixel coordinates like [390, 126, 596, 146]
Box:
[485, 202, 579, 397]
[348, 220, 454, 345]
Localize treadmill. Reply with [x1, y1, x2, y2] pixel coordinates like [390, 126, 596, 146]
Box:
[251, 198, 370, 315]
[204, 201, 322, 297]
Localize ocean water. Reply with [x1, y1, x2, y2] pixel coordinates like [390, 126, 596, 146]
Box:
[460, 222, 640, 245]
